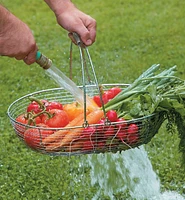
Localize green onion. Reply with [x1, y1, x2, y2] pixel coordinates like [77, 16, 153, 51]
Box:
[104, 64, 185, 166]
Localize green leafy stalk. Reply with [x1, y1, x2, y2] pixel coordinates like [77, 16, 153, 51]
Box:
[104, 64, 185, 166]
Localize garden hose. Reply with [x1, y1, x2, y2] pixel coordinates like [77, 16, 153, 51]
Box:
[36, 51, 52, 69]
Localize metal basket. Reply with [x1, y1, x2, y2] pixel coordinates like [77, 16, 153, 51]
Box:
[7, 84, 165, 156]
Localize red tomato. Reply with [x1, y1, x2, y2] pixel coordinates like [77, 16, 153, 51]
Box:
[106, 110, 118, 122]
[24, 124, 53, 149]
[104, 90, 115, 100]
[27, 102, 40, 113]
[42, 109, 69, 128]
[16, 114, 42, 125]
[46, 101, 63, 111]
[15, 114, 42, 135]
[102, 93, 109, 105]
[34, 116, 42, 124]
[16, 114, 28, 124]
[109, 87, 122, 97]
[15, 114, 28, 136]
[92, 87, 121, 107]
[127, 123, 139, 144]
[27, 100, 48, 114]
[93, 95, 102, 107]
[93, 94, 109, 107]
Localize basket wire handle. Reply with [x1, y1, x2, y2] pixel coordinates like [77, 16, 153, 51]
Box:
[70, 35, 91, 83]
[71, 33, 107, 123]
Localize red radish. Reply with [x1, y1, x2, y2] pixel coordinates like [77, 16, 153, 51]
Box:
[92, 87, 122, 107]
[98, 119, 106, 125]
[116, 118, 127, 130]
[82, 127, 96, 140]
[116, 129, 127, 143]
[127, 123, 139, 134]
[104, 125, 115, 138]
[106, 110, 118, 122]
[97, 140, 106, 149]
[127, 123, 139, 144]
[83, 140, 94, 151]
[96, 119, 106, 134]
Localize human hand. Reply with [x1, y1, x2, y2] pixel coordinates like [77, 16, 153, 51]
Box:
[56, 7, 96, 46]
[44, 0, 96, 46]
[0, 6, 38, 65]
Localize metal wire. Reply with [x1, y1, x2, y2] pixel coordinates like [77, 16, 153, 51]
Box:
[71, 33, 107, 120]
[7, 85, 166, 156]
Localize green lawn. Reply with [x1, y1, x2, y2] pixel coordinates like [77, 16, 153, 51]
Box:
[1, 0, 185, 199]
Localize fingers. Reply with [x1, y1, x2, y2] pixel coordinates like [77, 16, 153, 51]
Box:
[23, 47, 38, 65]
[68, 21, 96, 47]
[85, 17, 96, 46]
[78, 22, 96, 46]
[68, 32, 94, 47]
[14, 43, 38, 65]
[67, 15, 96, 47]
[88, 21, 96, 44]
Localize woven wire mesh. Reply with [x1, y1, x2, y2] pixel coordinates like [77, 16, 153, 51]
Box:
[7, 84, 165, 156]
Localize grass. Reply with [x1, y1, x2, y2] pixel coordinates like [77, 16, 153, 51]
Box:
[1, 0, 185, 199]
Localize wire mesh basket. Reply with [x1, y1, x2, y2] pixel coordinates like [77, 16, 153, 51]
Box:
[7, 84, 165, 156]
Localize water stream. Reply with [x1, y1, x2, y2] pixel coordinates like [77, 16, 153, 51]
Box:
[86, 146, 185, 200]
[45, 66, 96, 108]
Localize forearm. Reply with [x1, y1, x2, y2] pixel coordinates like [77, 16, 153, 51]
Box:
[0, 4, 37, 64]
[0, 5, 12, 33]
[44, 0, 76, 17]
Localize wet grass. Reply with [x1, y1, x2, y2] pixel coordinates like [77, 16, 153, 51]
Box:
[1, 0, 185, 199]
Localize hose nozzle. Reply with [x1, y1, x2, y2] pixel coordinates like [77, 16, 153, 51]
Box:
[36, 51, 52, 69]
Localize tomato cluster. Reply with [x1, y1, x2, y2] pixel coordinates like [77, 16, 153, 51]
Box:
[16, 98, 69, 149]
[27, 99, 63, 114]
[25, 99, 69, 128]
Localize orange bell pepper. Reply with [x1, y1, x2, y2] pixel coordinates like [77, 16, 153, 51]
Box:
[63, 102, 85, 121]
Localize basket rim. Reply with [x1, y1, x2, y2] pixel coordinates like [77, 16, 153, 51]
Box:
[7, 83, 157, 131]
[7, 84, 129, 121]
